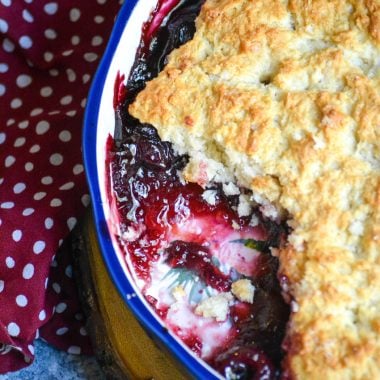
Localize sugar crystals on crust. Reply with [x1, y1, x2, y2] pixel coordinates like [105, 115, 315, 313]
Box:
[130, 0, 380, 378]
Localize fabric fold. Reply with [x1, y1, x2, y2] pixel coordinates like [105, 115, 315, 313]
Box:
[0, 0, 121, 373]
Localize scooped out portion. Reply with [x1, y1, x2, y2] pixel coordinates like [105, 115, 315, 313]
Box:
[109, 120, 289, 378]
[108, 2, 293, 378]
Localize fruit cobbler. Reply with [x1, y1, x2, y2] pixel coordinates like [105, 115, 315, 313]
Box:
[109, 0, 380, 379]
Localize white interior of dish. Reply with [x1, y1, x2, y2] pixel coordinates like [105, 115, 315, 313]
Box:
[94, 2, 223, 378]
[96, 0, 157, 279]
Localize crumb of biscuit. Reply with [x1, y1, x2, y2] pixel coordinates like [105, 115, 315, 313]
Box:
[259, 203, 279, 221]
[231, 279, 256, 303]
[222, 182, 240, 196]
[249, 215, 259, 227]
[231, 220, 240, 230]
[237, 194, 252, 217]
[202, 189, 218, 206]
[195, 292, 233, 322]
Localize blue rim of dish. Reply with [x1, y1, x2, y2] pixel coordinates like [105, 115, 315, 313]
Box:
[82, 1, 220, 379]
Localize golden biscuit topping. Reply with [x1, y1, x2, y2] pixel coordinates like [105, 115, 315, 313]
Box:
[130, 0, 380, 378]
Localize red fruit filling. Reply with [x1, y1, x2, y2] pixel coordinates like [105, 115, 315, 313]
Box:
[164, 240, 232, 292]
[107, 1, 290, 378]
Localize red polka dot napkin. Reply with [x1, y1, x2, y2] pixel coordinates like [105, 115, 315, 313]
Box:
[0, 0, 121, 373]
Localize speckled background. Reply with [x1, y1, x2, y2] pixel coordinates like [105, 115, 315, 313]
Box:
[0, 340, 105, 379]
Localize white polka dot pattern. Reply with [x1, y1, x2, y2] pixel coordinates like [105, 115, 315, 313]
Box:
[0, 63, 9, 73]
[22, 263, 35, 279]
[3, 38, 15, 52]
[22, 208, 35, 216]
[16, 295, 28, 307]
[28, 345, 34, 355]
[16, 74, 32, 88]
[19, 36, 33, 49]
[35, 120, 50, 135]
[40, 86, 53, 97]
[7, 322, 20, 337]
[14, 137, 26, 147]
[0, 19, 9, 33]
[56, 327, 69, 335]
[38, 310, 46, 321]
[44, 3, 58, 15]
[49, 153, 63, 166]
[44, 29, 57, 39]
[13, 183, 26, 193]
[18, 120, 29, 129]
[69, 9, 81, 22]
[5, 155, 16, 167]
[44, 217, 54, 229]
[24, 162, 34, 171]
[34, 192, 46, 200]
[12, 230, 22, 242]
[41, 176, 53, 185]
[55, 302, 67, 313]
[0, 0, 121, 371]
[33, 241, 46, 254]
[59, 130, 71, 142]
[22, 10, 34, 23]
[5, 257, 15, 268]
[67, 346, 81, 355]
[79, 327, 87, 336]
[1, 201, 15, 209]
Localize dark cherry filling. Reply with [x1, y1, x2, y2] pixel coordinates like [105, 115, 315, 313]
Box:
[165, 240, 232, 292]
[108, 1, 290, 379]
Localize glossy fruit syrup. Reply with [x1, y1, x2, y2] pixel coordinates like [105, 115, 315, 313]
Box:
[108, 1, 290, 379]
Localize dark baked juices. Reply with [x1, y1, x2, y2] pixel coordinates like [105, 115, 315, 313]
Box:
[108, 1, 290, 378]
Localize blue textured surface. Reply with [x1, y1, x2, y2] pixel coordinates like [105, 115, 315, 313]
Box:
[0, 340, 104, 380]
